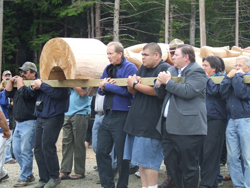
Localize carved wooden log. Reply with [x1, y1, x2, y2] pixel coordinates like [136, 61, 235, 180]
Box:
[124, 43, 173, 66]
[200, 46, 242, 59]
[124, 49, 142, 69]
[40, 38, 110, 80]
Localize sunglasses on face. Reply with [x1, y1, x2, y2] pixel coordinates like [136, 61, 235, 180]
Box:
[19, 70, 27, 75]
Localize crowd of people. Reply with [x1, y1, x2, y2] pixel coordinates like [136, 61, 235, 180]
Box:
[0, 39, 249, 188]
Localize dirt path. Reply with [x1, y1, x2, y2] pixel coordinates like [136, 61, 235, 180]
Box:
[2, 131, 233, 188]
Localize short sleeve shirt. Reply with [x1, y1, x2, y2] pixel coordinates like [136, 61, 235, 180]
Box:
[123, 61, 170, 140]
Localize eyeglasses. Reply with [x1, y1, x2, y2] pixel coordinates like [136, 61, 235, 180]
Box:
[235, 64, 245, 68]
[19, 70, 27, 75]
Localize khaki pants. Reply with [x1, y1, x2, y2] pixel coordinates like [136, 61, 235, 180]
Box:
[60, 114, 89, 175]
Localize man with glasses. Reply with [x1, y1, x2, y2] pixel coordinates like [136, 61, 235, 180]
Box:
[5, 62, 37, 187]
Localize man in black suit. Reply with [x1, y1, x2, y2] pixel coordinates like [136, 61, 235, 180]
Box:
[154, 44, 207, 188]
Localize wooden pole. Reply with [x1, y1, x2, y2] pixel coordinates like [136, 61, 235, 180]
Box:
[199, 0, 206, 47]
[5, 76, 250, 88]
[3, 77, 186, 88]
[165, 0, 169, 44]
[0, 0, 3, 78]
[235, 0, 239, 46]
[95, 0, 101, 39]
[190, 0, 196, 46]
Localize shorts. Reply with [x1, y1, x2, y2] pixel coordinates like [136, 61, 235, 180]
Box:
[123, 134, 163, 171]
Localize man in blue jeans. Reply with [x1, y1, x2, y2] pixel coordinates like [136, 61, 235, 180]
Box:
[5, 62, 38, 187]
[220, 55, 250, 188]
[0, 70, 17, 164]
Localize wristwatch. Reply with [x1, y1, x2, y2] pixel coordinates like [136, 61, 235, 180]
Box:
[133, 80, 139, 89]
[102, 83, 106, 90]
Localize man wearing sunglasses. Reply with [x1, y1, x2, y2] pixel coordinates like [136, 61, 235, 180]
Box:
[5, 61, 38, 187]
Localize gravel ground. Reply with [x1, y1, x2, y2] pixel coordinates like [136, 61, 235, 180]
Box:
[1, 131, 233, 188]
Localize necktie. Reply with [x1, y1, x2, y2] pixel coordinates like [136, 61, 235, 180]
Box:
[178, 69, 182, 77]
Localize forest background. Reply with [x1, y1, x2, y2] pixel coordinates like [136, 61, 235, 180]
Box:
[1, 0, 250, 75]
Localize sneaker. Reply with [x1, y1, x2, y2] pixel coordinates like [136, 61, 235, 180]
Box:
[218, 179, 223, 187]
[44, 178, 61, 188]
[93, 166, 98, 171]
[5, 159, 17, 164]
[13, 179, 29, 187]
[96, 178, 101, 184]
[135, 171, 140, 178]
[34, 182, 46, 188]
[0, 174, 9, 183]
[28, 173, 35, 182]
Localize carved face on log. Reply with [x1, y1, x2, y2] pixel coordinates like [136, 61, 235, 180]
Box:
[107, 45, 123, 66]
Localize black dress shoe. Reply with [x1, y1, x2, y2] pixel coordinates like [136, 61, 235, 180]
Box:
[158, 172, 176, 188]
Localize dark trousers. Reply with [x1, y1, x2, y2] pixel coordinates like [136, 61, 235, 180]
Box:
[96, 111, 129, 188]
[34, 115, 64, 183]
[162, 125, 205, 188]
[199, 119, 227, 188]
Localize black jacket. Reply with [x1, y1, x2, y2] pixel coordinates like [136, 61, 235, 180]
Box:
[5, 86, 37, 122]
[220, 72, 250, 119]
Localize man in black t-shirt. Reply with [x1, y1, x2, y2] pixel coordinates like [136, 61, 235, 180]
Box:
[123, 42, 170, 188]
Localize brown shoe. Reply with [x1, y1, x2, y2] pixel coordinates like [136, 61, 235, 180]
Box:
[158, 172, 176, 188]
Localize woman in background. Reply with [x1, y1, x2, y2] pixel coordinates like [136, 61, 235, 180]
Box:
[199, 56, 227, 188]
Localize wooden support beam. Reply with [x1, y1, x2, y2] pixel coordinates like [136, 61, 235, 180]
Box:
[4, 76, 250, 88]
[3, 77, 185, 88]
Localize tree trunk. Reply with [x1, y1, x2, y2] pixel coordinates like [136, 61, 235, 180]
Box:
[113, 0, 120, 42]
[169, 4, 173, 38]
[38, 11, 43, 64]
[87, 10, 91, 38]
[0, 0, 3, 75]
[165, 0, 169, 44]
[235, 0, 239, 46]
[91, 4, 94, 38]
[190, 0, 196, 46]
[95, 0, 101, 40]
[199, 0, 206, 47]
[64, 16, 68, 37]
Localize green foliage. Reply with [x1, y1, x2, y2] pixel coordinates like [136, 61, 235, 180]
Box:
[2, 0, 250, 73]
[59, 1, 96, 17]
